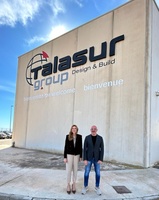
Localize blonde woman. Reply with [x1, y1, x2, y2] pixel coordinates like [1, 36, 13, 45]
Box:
[64, 125, 82, 194]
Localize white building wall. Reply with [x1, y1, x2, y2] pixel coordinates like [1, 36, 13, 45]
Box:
[12, 0, 159, 167]
[150, 0, 159, 166]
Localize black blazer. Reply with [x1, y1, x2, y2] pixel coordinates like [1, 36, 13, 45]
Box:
[83, 134, 104, 162]
[64, 134, 82, 158]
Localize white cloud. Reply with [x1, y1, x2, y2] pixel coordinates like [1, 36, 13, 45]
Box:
[0, 0, 41, 26]
[46, 0, 66, 16]
[26, 36, 46, 46]
[0, 81, 16, 94]
[74, 0, 83, 7]
[26, 24, 68, 45]
[47, 25, 68, 41]
[0, 0, 66, 27]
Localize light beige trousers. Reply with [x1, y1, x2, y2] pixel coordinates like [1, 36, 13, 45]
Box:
[66, 154, 80, 184]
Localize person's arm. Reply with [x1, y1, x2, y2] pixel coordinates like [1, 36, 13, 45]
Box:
[83, 136, 88, 165]
[99, 137, 104, 162]
[64, 135, 68, 162]
[80, 135, 82, 159]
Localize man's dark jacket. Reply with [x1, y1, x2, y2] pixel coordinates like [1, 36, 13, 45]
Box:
[83, 134, 104, 162]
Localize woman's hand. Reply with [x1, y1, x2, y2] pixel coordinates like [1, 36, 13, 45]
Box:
[64, 158, 67, 163]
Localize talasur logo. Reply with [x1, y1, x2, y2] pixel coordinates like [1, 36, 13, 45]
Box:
[25, 34, 125, 91]
[25, 51, 49, 86]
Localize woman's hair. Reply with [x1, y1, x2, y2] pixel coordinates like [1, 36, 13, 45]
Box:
[68, 124, 78, 141]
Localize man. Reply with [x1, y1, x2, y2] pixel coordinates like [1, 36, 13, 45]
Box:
[81, 125, 104, 195]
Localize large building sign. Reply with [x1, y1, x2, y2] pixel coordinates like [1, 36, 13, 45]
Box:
[26, 35, 124, 91]
[13, 0, 159, 168]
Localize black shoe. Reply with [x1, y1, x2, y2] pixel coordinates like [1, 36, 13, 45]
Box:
[72, 183, 76, 194]
[67, 184, 71, 194]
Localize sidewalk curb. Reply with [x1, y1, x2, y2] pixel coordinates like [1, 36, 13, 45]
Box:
[0, 192, 159, 200]
[0, 193, 32, 200]
[0, 193, 61, 200]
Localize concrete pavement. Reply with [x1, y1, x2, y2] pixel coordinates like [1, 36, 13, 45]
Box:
[0, 140, 159, 200]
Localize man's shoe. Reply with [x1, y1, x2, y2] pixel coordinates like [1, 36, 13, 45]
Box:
[81, 186, 88, 195]
[95, 187, 102, 195]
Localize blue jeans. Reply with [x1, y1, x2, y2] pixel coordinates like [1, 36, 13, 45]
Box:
[84, 159, 100, 187]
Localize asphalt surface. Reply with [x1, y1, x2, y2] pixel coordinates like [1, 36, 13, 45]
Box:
[0, 139, 159, 200]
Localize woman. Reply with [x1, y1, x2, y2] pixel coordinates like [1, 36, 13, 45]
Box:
[64, 124, 82, 194]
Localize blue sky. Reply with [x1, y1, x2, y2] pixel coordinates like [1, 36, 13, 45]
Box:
[0, 0, 159, 131]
